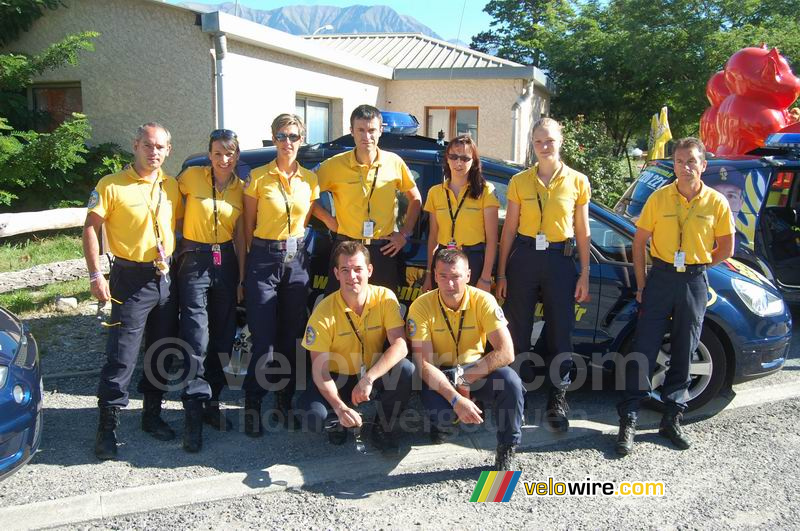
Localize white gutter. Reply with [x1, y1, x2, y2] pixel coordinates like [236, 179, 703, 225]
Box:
[201, 12, 393, 80]
[511, 80, 535, 162]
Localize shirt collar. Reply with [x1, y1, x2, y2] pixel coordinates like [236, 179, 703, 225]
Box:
[337, 285, 378, 316]
[348, 148, 383, 169]
[436, 286, 472, 313]
[668, 181, 706, 203]
[125, 165, 164, 183]
[532, 162, 565, 187]
[266, 159, 301, 181]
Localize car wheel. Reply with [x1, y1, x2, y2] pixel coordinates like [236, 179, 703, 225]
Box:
[649, 327, 727, 411]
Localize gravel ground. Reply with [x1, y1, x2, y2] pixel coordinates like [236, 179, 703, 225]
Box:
[56, 396, 800, 530]
[1, 303, 797, 528]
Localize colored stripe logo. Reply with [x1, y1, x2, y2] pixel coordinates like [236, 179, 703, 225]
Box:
[470, 471, 521, 502]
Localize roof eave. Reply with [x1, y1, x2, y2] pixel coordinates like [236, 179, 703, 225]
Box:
[394, 66, 554, 92]
[201, 12, 393, 80]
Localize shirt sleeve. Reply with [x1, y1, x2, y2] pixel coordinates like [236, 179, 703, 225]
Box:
[244, 172, 260, 200]
[423, 186, 437, 213]
[316, 160, 332, 192]
[382, 291, 405, 331]
[636, 195, 657, 232]
[477, 293, 508, 335]
[576, 173, 591, 205]
[303, 311, 333, 353]
[396, 159, 416, 193]
[87, 177, 112, 220]
[507, 174, 522, 205]
[714, 196, 735, 237]
[406, 300, 432, 342]
[483, 182, 501, 209]
[309, 171, 321, 202]
[172, 181, 185, 220]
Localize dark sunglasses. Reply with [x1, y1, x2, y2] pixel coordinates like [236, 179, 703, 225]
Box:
[210, 128, 237, 140]
[447, 153, 472, 163]
[275, 132, 302, 143]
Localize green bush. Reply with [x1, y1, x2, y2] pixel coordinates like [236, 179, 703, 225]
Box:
[559, 116, 635, 207]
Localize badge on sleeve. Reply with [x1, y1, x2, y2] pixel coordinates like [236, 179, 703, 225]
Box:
[304, 325, 317, 346]
[407, 318, 417, 338]
[87, 189, 99, 209]
[494, 306, 505, 321]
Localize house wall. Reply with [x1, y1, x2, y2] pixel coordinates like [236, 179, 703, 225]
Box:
[223, 41, 387, 149]
[384, 78, 550, 163]
[2, 0, 214, 175]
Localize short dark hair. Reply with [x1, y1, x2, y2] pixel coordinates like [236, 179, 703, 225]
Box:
[434, 248, 468, 270]
[350, 105, 382, 128]
[332, 240, 371, 269]
[673, 137, 706, 161]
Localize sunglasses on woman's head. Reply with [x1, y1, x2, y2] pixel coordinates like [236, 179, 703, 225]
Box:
[447, 153, 471, 163]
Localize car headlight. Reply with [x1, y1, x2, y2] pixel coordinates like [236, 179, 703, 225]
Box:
[0, 365, 7, 389]
[732, 278, 785, 317]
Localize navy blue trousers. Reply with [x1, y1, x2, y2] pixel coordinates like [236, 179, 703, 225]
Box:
[421, 366, 523, 445]
[176, 241, 238, 402]
[244, 241, 310, 398]
[503, 237, 577, 389]
[296, 358, 414, 432]
[617, 263, 708, 415]
[97, 259, 178, 408]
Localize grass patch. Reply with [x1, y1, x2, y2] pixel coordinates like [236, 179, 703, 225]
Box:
[0, 279, 92, 315]
[0, 228, 84, 273]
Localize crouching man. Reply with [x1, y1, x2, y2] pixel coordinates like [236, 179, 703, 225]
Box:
[408, 249, 523, 470]
[297, 241, 414, 454]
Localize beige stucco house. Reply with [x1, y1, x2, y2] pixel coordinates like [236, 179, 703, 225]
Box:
[3, 0, 551, 174]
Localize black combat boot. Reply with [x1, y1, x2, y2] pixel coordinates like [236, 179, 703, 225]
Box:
[183, 400, 204, 453]
[544, 387, 570, 432]
[141, 393, 176, 441]
[616, 412, 638, 456]
[371, 421, 400, 456]
[94, 406, 120, 460]
[244, 395, 263, 438]
[203, 386, 232, 431]
[270, 390, 296, 429]
[495, 443, 517, 470]
[659, 411, 691, 450]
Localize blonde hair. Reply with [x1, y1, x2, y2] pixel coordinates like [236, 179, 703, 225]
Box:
[271, 113, 306, 138]
[531, 117, 562, 137]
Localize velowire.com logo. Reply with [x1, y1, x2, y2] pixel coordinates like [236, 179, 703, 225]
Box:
[469, 471, 521, 502]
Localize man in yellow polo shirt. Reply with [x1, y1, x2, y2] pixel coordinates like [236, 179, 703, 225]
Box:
[83, 123, 183, 460]
[616, 137, 734, 456]
[297, 241, 413, 455]
[314, 104, 422, 292]
[408, 249, 523, 470]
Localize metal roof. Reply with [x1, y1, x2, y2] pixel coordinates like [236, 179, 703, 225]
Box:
[306, 33, 524, 70]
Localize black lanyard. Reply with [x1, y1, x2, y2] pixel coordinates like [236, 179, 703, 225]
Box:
[364, 166, 379, 220]
[139, 177, 164, 244]
[276, 173, 293, 238]
[675, 197, 699, 252]
[444, 183, 469, 242]
[438, 296, 466, 360]
[211, 178, 220, 244]
[344, 311, 366, 362]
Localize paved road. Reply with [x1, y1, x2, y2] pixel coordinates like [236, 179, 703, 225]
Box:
[1, 311, 797, 529]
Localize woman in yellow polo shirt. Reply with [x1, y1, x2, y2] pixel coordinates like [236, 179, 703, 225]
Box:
[421, 135, 499, 293]
[496, 117, 591, 433]
[176, 128, 246, 452]
[241, 114, 320, 437]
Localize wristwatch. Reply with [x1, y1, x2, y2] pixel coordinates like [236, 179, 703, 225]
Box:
[456, 375, 469, 387]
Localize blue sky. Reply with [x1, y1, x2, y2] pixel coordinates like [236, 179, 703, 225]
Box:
[171, 1, 494, 42]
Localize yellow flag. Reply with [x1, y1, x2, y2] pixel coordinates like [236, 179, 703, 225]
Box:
[648, 106, 672, 160]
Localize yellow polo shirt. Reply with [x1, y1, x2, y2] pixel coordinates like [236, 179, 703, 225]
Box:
[88, 166, 183, 262]
[424, 181, 500, 246]
[245, 160, 319, 240]
[317, 149, 416, 239]
[179, 166, 244, 244]
[507, 163, 591, 241]
[407, 285, 507, 367]
[304, 285, 405, 376]
[637, 182, 734, 264]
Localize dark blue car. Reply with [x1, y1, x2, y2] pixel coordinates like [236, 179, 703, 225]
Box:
[184, 133, 792, 411]
[0, 307, 42, 481]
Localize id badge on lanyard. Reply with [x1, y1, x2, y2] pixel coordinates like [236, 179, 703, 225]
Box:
[536, 233, 549, 250]
[362, 220, 375, 239]
[674, 251, 686, 272]
[285, 237, 298, 262]
[211, 244, 222, 266]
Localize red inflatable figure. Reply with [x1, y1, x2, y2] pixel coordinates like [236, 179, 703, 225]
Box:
[701, 45, 800, 155]
[699, 71, 730, 153]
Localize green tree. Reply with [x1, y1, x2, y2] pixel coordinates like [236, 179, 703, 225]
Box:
[0, 0, 98, 207]
[477, 0, 800, 156]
